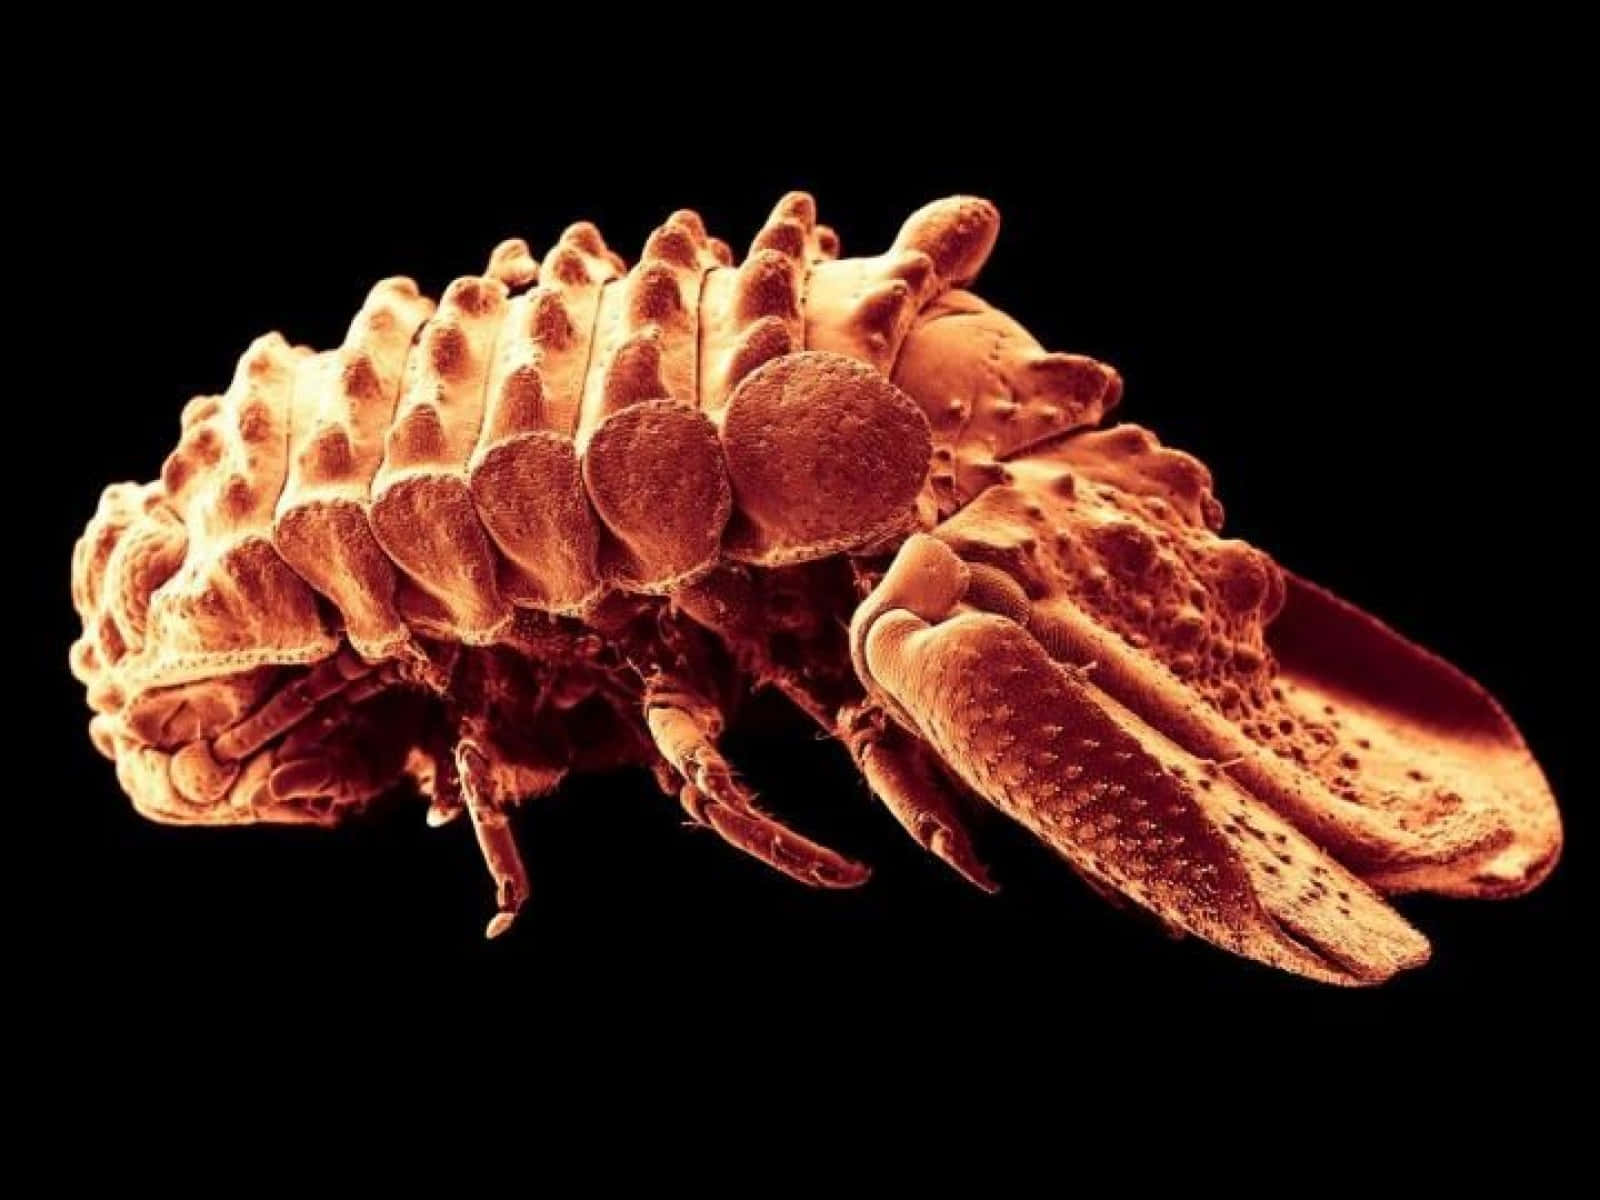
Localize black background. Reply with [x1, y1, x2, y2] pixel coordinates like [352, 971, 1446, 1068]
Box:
[31, 57, 1582, 1102]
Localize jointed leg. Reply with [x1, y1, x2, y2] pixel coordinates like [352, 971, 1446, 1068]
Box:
[407, 728, 465, 827]
[214, 648, 375, 761]
[646, 690, 869, 888]
[455, 740, 532, 939]
[839, 702, 994, 892]
[707, 640, 993, 893]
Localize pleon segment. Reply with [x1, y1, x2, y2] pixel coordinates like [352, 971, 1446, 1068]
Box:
[370, 275, 512, 641]
[697, 193, 820, 417]
[469, 223, 621, 612]
[467, 219, 617, 611]
[516, 221, 621, 435]
[71, 481, 188, 714]
[464, 220, 617, 611]
[274, 278, 434, 659]
[577, 211, 732, 591]
[577, 209, 720, 439]
[137, 335, 335, 688]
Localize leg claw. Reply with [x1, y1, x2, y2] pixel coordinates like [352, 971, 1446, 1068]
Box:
[649, 701, 870, 889]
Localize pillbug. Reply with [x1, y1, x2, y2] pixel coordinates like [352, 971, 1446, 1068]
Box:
[69, 193, 1560, 982]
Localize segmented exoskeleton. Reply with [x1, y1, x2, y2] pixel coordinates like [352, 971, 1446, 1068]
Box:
[70, 194, 1560, 982]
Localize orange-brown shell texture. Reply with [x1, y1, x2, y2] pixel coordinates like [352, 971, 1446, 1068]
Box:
[70, 193, 1561, 985]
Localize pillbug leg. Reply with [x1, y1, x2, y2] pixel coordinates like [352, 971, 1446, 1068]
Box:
[258, 686, 428, 824]
[645, 695, 869, 889]
[425, 769, 464, 828]
[213, 647, 374, 762]
[455, 741, 531, 939]
[840, 702, 995, 893]
[414, 730, 464, 828]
